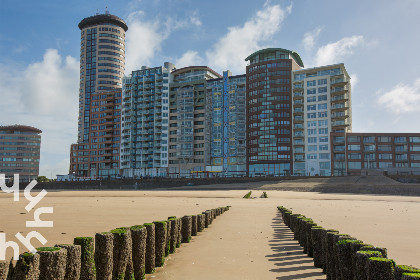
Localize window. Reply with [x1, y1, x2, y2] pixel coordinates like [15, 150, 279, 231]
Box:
[308, 128, 317, 135]
[318, 120, 328, 127]
[379, 162, 393, 168]
[318, 95, 327, 101]
[363, 136, 375, 143]
[379, 154, 392, 160]
[319, 145, 328, 151]
[378, 145, 392, 151]
[318, 79, 327, 85]
[319, 162, 330, 169]
[318, 128, 328, 135]
[348, 162, 361, 169]
[307, 96, 316, 102]
[364, 145, 376, 152]
[378, 136, 391, 142]
[318, 111, 327, 118]
[308, 137, 317, 143]
[307, 80, 316, 87]
[394, 136, 407, 143]
[307, 154, 317, 159]
[307, 113, 316, 119]
[307, 121, 317, 128]
[318, 87, 327, 93]
[319, 136, 329, 143]
[308, 145, 317, 152]
[307, 105, 316, 111]
[319, 153, 330, 160]
[347, 136, 360, 142]
[348, 145, 360, 151]
[318, 103, 327, 110]
[410, 136, 420, 143]
[307, 89, 316, 95]
[410, 145, 420, 151]
[348, 153, 361, 160]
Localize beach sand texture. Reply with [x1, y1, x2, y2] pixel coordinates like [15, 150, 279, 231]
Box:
[0, 184, 419, 279]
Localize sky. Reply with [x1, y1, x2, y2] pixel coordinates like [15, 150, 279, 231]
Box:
[1, 0, 420, 178]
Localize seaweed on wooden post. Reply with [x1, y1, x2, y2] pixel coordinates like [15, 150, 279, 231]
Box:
[130, 225, 147, 280]
[191, 215, 198, 236]
[176, 218, 182, 248]
[367, 257, 396, 280]
[94, 232, 114, 280]
[110, 228, 134, 280]
[37, 247, 67, 280]
[360, 245, 388, 258]
[402, 273, 420, 280]
[310, 226, 325, 268]
[395, 265, 420, 280]
[12, 252, 40, 279]
[168, 218, 178, 254]
[324, 230, 339, 276]
[203, 211, 210, 228]
[74, 237, 96, 280]
[56, 244, 82, 280]
[336, 239, 364, 279]
[355, 250, 383, 280]
[181, 216, 192, 243]
[153, 221, 167, 267]
[144, 223, 155, 274]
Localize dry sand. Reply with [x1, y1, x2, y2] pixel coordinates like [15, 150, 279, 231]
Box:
[0, 184, 419, 279]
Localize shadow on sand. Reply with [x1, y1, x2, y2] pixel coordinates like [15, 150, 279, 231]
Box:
[266, 212, 326, 280]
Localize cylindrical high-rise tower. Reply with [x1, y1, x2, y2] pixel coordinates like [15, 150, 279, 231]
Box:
[69, 12, 127, 178]
[77, 11, 128, 142]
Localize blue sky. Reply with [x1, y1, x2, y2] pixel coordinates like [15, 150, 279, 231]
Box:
[1, 0, 420, 177]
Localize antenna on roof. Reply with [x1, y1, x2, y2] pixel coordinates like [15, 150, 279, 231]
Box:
[96, 9, 99, 15]
[105, 6, 109, 15]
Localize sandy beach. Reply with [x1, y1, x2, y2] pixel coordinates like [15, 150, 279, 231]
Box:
[1, 181, 419, 279]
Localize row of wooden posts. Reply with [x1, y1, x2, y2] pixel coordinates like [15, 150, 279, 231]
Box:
[277, 206, 420, 280]
[0, 206, 230, 280]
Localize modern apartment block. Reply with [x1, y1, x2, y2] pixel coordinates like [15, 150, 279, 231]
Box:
[120, 63, 175, 178]
[205, 71, 247, 176]
[70, 12, 127, 178]
[0, 125, 41, 182]
[245, 48, 303, 176]
[168, 66, 221, 177]
[331, 133, 420, 175]
[292, 64, 352, 176]
[70, 89, 122, 178]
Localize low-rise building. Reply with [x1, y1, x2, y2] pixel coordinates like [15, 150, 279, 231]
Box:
[0, 125, 42, 182]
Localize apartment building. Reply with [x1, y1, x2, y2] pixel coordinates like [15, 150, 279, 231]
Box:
[70, 89, 122, 178]
[245, 48, 303, 176]
[292, 64, 352, 176]
[0, 125, 41, 182]
[168, 66, 221, 177]
[70, 12, 127, 178]
[205, 71, 247, 177]
[331, 133, 420, 175]
[120, 63, 175, 178]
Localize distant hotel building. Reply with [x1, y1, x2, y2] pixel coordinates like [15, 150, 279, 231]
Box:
[168, 67, 221, 177]
[205, 71, 247, 176]
[331, 133, 420, 176]
[0, 125, 41, 182]
[292, 64, 352, 176]
[120, 63, 175, 178]
[245, 48, 303, 176]
[70, 12, 127, 178]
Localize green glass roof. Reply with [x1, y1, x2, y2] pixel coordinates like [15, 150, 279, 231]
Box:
[245, 48, 304, 68]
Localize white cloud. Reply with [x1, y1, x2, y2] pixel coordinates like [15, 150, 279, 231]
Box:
[125, 11, 203, 73]
[377, 78, 420, 114]
[0, 49, 79, 178]
[175, 50, 204, 68]
[350, 73, 358, 90]
[205, 2, 292, 74]
[302, 27, 322, 51]
[314, 35, 364, 66]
